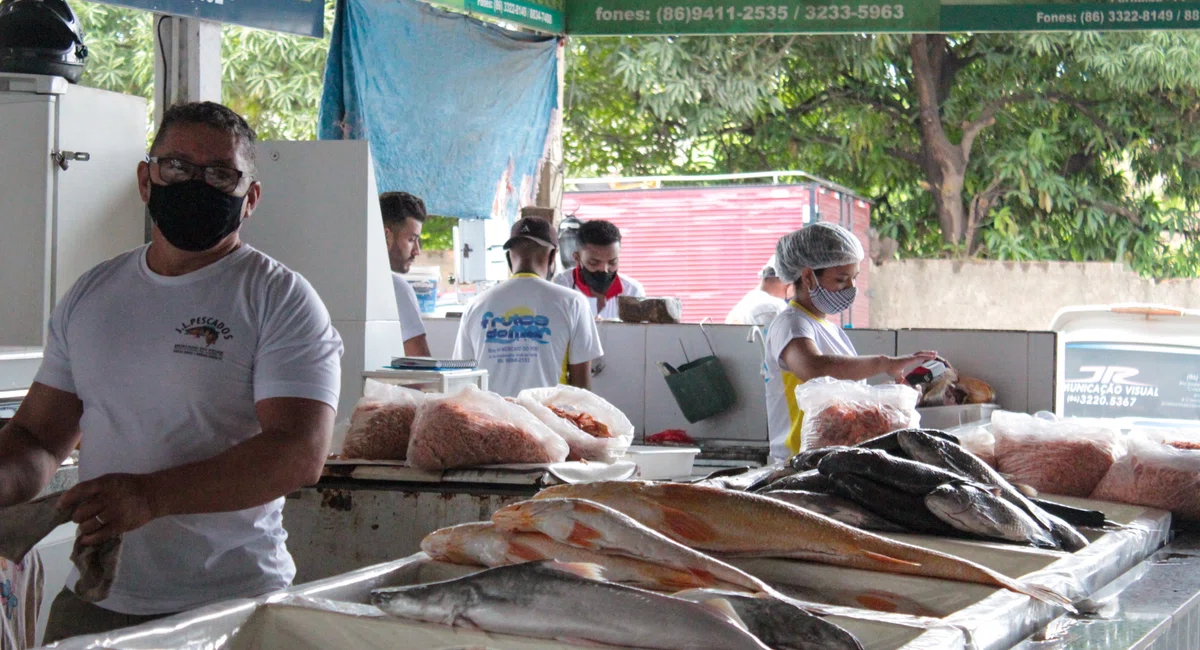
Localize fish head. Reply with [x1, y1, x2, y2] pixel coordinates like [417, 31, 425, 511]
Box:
[924, 484, 975, 517]
[371, 582, 479, 625]
[896, 430, 944, 464]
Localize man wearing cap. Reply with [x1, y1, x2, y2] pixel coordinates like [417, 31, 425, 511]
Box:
[452, 217, 603, 397]
[724, 254, 790, 326]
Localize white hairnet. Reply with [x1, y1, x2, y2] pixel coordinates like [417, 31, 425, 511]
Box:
[775, 223, 865, 283]
[759, 255, 779, 280]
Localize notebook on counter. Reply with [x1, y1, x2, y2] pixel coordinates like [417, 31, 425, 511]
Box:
[388, 357, 477, 371]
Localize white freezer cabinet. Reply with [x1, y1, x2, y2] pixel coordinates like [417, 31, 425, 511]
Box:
[0, 73, 147, 347]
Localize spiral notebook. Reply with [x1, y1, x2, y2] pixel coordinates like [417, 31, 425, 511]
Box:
[389, 357, 477, 370]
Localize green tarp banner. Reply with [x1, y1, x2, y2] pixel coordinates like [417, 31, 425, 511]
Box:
[91, 0, 324, 37]
[566, 0, 1200, 34]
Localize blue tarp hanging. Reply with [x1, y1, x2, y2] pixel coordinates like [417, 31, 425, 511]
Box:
[319, 0, 559, 220]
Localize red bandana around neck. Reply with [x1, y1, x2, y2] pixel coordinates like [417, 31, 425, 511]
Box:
[573, 266, 624, 299]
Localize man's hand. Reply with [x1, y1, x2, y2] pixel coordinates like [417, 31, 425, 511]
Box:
[58, 474, 156, 545]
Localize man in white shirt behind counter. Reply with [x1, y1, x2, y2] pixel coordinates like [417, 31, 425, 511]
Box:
[381, 191, 432, 357]
[552, 219, 644, 320]
[725, 254, 789, 326]
[454, 217, 603, 397]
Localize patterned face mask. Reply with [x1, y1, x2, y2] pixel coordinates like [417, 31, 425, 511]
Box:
[810, 284, 857, 315]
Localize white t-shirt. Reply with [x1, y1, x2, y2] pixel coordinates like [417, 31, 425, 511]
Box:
[392, 272, 427, 343]
[34, 244, 343, 615]
[453, 274, 603, 397]
[551, 269, 645, 320]
[764, 303, 857, 462]
[725, 289, 788, 327]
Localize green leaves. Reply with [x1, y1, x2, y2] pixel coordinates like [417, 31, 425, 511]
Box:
[564, 32, 1200, 277]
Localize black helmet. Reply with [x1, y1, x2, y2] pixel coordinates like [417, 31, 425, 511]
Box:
[0, 0, 87, 83]
[557, 215, 583, 270]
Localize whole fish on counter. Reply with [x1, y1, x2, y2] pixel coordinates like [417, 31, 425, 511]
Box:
[491, 498, 772, 593]
[755, 469, 835, 494]
[897, 429, 1089, 552]
[816, 447, 967, 495]
[925, 483, 1060, 549]
[422, 522, 720, 592]
[855, 428, 961, 457]
[761, 490, 908, 533]
[673, 589, 864, 650]
[534, 481, 1074, 609]
[825, 472, 962, 536]
[371, 561, 774, 650]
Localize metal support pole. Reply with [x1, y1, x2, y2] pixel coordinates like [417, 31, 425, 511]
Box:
[152, 14, 223, 129]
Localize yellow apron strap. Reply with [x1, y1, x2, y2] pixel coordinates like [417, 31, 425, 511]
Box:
[782, 371, 806, 455]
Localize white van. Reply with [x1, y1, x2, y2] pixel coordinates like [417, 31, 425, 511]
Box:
[1051, 304, 1200, 428]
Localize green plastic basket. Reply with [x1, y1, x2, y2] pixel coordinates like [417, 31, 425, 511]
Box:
[662, 322, 737, 423]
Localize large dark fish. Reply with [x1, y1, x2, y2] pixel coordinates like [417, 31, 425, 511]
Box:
[827, 473, 961, 536]
[755, 469, 834, 494]
[816, 447, 967, 495]
[925, 483, 1060, 549]
[897, 430, 1089, 552]
[673, 589, 865, 650]
[371, 561, 772, 650]
[763, 490, 908, 533]
[855, 428, 961, 457]
[789, 446, 852, 472]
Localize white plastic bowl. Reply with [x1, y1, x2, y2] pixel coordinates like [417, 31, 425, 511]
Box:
[623, 445, 701, 480]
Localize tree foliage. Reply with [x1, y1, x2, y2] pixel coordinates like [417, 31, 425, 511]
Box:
[564, 33, 1200, 277]
[73, 0, 456, 249]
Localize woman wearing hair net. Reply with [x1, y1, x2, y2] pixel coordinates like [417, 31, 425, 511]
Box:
[764, 223, 937, 462]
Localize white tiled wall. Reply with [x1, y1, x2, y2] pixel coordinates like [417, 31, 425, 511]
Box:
[419, 318, 1058, 446]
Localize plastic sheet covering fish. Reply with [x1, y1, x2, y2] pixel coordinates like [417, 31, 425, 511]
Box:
[371, 561, 774, 650]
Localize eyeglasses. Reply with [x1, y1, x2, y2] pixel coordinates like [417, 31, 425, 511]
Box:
[146, 156, 247, 194]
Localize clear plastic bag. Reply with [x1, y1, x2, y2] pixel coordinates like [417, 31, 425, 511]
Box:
[407, 385, 569, 471]
[992, 411, 1121, 498]
[339, 380, 428, 461]
[946, 422, 997, 468]
[516, 385, 635, 463]
[1091, 431, 1200, 521]
[795, 378, 920, 451]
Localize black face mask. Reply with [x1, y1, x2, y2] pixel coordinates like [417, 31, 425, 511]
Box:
[579, 267, 617, 295]
[148, 180, 246, 252]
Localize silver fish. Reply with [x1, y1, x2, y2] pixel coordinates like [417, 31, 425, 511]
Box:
[897, 429, 1088, 552]
[763, 490, 908, 533]
[371, 561, 772, 650]
[925, 483, 1060, 549]
[673, 589, 864, 650]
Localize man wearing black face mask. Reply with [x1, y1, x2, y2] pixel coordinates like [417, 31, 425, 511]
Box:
[0, 102, 343, 641]
[552, 220, 644, 320]
[453, 217, 603, 397]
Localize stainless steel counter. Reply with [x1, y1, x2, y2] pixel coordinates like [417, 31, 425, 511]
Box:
[1012, 532, 1200, 650]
